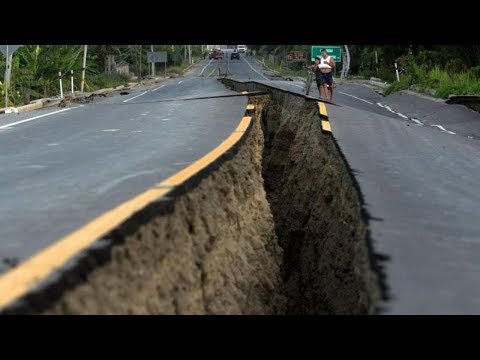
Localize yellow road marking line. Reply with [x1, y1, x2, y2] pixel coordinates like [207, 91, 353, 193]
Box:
[234, 116, 252, 132]
[322, 120, 332, 133]
[241, 91, 248, 95]
[318, 102, 328, 117]
[246, 104, 255, 111]
[0, 115, 253, 311]
[0, 186, 171, 310]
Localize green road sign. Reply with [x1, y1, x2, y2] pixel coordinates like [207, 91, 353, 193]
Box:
[311, 46, 342, 62]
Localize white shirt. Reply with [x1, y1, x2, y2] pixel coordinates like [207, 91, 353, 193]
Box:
[319, 56, 332, 69]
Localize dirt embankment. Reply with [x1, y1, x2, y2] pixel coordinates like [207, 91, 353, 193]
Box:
[224, 80, 382, 314]
[264, 93, 379, 314]
[42, 114, 286, 315]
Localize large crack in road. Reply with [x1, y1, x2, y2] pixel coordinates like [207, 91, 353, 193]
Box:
[3, 80, 385, 315]
[244, 87, 383, 314]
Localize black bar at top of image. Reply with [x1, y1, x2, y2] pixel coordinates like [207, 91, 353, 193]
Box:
[0, 7, 479, 44]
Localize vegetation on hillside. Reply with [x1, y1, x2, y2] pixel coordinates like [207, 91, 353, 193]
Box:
[251, 45, 480, 98]
[1, 45, 204, 107]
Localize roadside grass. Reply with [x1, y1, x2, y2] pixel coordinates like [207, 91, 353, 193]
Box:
[30, 58, 201, 97]
[385, 65, 480, 98]
[166, 66, 185, 75]
[89, 73, 130, 90]
[384, 75, 413, 96]
[164, 57, 201, 76]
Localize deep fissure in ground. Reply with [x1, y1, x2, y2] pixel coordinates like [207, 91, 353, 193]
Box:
[245, 88, 380, 314]
[20, 82, 381, 315]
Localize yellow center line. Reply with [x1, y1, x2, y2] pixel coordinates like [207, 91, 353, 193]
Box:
[318, 101, 328, 118]
[321, 120, 332, 133]
[234, 116, 252, 132]
[0, 186, 171, 310]
[0, 114, 253, 312]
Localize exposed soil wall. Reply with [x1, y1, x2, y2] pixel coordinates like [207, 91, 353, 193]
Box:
[42, 116, 286, 314]
[224, 80, 381, 314]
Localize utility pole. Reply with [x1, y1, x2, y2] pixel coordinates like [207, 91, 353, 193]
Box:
[139, 46, 142, 83]
[80, 45, 88, 93]
[188, 45, 192, 64]
[2, 45, 22, 106]
[151, 45, 155, 76]
[70, 70, 74, 95]
[341, 45, 351, 79]
[184, 45, 187, 63]
[58, 72, 64, 99]
[4, 45, 12, 107]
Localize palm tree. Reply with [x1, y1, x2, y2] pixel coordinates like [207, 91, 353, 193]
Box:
[12, 45, 83, 101]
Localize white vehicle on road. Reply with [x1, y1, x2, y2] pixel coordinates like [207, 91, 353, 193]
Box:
[237, 45, 246, 53]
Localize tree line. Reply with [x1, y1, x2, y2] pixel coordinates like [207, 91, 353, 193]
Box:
[1, 45, 203, 107]
[250, 45, 480, 98]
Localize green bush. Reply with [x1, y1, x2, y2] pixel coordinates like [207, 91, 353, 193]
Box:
[468, 65, 480, 79]
[0, 81, 23, 107]
[377, 66, 397, 83]
[435, 84, 466, 98]
[396, 53, 416, 75]
[167, 66, 185, 75]
[467, 81, 480, 94]
[384, 75, 413, 96]
[351, 46, 480, 98]
[445, 58, 464, 73]
[419, 76, 439, 89]
[358, 69, 376, 79]
[89, 73, 130, 90]
[416, 50, 446, 71]
[399, 66, 480, 98]
[416, 66, 441, 89]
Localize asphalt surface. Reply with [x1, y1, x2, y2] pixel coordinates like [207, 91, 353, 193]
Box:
[329, 103, 480, 314]
[197, 53, 272, 81]
[0, 54, 275, 274]
[379, 89, 480, 139]
[269, 78, 480, 314]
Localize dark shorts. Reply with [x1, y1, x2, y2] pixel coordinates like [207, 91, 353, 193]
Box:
[319, 71, 333, 86]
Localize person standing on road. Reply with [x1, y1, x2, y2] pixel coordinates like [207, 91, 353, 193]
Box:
[319, 48, 336, 102]
[310, 57, 324, 99]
